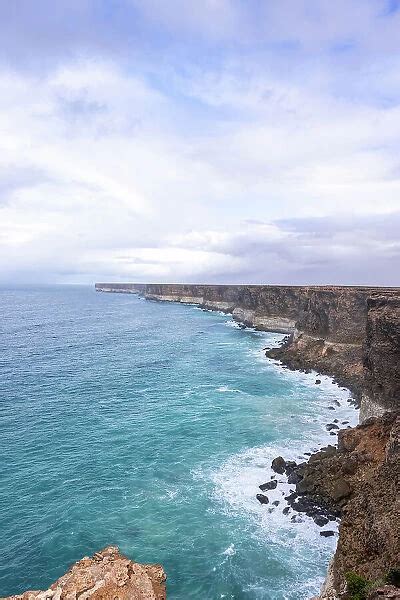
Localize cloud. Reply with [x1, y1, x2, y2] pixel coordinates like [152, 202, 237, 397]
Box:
[2, 211, 398, 286]
[0, 2, 400, 284]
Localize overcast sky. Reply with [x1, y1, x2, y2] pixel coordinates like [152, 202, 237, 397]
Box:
[1, 0, 400, 285]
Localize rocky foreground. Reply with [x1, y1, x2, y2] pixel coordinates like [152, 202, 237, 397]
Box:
[263, 413, 400, 599]
[2, 546, 166, 600]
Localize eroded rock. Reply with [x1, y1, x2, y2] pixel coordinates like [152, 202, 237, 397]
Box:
[259, 480, 277, 491]
[3, 546, 166, 600]
[256, 493, 269, 505]
[271, 456, 286, 474]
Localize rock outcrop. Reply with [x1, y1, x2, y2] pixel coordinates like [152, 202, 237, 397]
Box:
[2, 546, 166, 600]
[275, 413, 400, 598]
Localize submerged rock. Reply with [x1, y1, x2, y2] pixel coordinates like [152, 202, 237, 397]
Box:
[320, 530, 335, 537]
[291, 514, 304, 523]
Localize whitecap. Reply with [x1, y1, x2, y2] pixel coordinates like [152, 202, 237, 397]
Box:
[222, 544, 236, 556]
[224, 319, 241, 329]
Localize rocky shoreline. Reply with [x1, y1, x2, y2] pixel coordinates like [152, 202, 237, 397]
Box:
[95, 283, 398, 416]
[94, 283, 400, 599]
[95, 283, 400, 599]
[260, 413, 399, 596]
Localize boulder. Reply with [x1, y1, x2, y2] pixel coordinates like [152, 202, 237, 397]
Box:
[326, 423, 339, 431]
[256, 493, 269, 505]
[271, 456, 286, 474]
[259, 480, 277, 491]
[313, 514, 329, 527]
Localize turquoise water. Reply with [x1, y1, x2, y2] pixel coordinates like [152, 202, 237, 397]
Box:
[0, 286, 357, 599]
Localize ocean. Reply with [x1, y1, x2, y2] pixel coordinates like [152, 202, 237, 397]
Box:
[0, 285, 358, 599]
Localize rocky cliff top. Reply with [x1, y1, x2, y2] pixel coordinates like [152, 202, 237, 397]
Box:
[2, 546, 166, 600]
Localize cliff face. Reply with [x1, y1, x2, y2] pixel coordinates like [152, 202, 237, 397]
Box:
[95, 283, 400, 415]
[96, 283, 381, 338]
[2, 546, 166, 600]
[361, 296, 400, 420]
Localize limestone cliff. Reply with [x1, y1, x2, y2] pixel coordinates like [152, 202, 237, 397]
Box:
[95, 283, 400, 415]
[2, 546, 166, 600]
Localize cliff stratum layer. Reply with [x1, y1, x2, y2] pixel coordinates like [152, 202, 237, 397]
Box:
[2, 546, 166, 600]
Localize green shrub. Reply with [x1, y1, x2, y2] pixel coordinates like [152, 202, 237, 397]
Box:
[345, 571, 371, 600]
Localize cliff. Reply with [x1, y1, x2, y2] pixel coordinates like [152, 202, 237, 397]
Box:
[2, 546, 166, 600]
[270, 412, 399, 598]
[95, 283, 400, 415]
[361, 296, 400, 420]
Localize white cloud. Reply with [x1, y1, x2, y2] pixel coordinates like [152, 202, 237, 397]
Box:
[1, 1, 400, 284]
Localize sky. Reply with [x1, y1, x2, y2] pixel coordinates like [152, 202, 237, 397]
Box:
[1, 0, 400, 285]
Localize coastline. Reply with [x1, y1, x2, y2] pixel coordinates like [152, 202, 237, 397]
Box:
[94, 284, 399, 599]
[5, 284, 396, 599]
[3, 286, 353, 600]
[103, 288, 361, 597]
[95, 282, 399, 419]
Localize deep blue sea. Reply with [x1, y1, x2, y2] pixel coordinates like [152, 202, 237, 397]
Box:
[0, 286, 358, 599]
